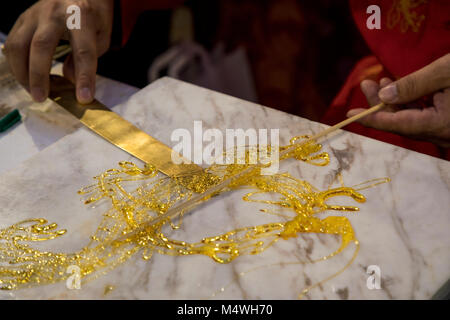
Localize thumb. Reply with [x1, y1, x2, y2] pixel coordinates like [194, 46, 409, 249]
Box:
[379, 54, 450, 104]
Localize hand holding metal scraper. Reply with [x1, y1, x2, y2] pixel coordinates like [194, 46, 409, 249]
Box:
[3, 0, 114, 104]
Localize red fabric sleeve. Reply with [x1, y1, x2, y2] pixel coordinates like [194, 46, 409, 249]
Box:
[349, 0, 450, 79]
[120, 0, 185, 46]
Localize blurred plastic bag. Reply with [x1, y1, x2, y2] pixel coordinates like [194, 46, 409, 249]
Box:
[148, 41, 257, 103]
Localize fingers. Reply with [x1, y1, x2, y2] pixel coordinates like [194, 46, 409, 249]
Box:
[29, 22, 64, 102]
[347, 78, 395, 118]
[4, 14, 37, 89]
[379, 54, 450, 104]
[350, 107, 439, 136]
[348, 74, 448, 139]
[360, 80, 380, 106]
[4, 0, 114, 105]
[69, 12, 97, 104]
[379, 77, 392, 88]
[433, 88, 450, 112]
[347, 108, 368, 118]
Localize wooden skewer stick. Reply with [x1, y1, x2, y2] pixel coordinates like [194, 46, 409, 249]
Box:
[117, 102, 385, 240]
[279, 102, 385, 158]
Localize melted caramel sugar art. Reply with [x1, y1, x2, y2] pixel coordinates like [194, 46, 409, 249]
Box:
[0, 136, 389, 297]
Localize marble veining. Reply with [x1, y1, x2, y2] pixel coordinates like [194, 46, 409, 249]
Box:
[0, 77, 448, 300]
[0, 55, 139, 175]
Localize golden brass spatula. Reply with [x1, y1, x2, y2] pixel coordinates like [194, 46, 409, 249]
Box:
[48, 75, 205, 180]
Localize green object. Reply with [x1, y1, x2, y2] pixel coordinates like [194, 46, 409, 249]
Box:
[0, 109, 21, 133]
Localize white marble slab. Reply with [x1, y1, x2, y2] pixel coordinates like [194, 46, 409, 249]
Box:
[0, 56, 138, 175]
[0, 77, 448, 300]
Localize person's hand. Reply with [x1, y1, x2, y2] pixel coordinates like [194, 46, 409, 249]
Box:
[347, 54, 450, 148]
[4, 0, 114, 104]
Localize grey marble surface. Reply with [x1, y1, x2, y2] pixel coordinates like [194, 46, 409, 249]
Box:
[0, 77, 449, 300]
[0, 57, 138, 175]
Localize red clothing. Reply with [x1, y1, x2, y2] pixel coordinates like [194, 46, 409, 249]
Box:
[323, 0, 450, 159]
[351, 0, 450, 79]
[120, 0, 450, 159]
[120, 0, 184, 46]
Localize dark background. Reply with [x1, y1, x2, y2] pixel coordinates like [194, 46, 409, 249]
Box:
[0, 0, 370, 121]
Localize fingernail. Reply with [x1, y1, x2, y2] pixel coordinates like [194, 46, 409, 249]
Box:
[379, 84, 398, 103]
[78, 87, 92, 104]
[30, 87, 46, 102]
